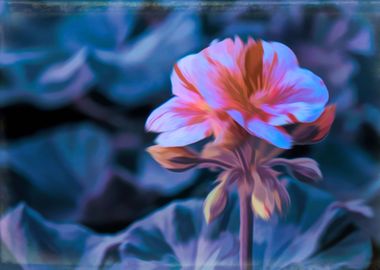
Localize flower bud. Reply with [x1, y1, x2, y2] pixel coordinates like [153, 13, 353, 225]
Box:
[147, 145, 198, 172]
[203, 184, 228, 224]
[268, 157, 322, 183]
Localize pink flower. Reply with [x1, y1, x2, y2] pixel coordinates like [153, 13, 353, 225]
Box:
[146, 37, 328, 149]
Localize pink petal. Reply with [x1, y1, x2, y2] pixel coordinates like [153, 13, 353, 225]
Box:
[174, 37, 247, 110]
[228, 110, 292, 149]
[203, 37, 244, 69]
[145, 97, 205, 133]
[246, 118, 292, 149]
[280, 68, 328, 104]
[264, 68, 329, 125]
[155, 121, 211, 147]
[293, 105, 336, 145]
[262, 102, 326, 126]
[261, 41, 329, 125]
[262, 41, 298, 76]
[173, 52, 226, 109]
[171, 58, 203, 102]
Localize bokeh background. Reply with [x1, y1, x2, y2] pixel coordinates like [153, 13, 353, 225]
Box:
[0, 0, 380, 268]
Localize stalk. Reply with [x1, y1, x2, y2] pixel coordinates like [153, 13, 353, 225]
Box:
[238, 184, 254, 270]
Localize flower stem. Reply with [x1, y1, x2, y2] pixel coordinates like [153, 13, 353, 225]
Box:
[238, 184, 254, 270]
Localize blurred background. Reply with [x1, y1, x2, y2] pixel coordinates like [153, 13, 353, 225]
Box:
[0, 0, 379, 267]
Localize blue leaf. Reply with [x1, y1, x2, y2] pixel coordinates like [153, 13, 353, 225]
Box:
[93, 11, 202, 106]
[57, 5, 137, 52]
[1, 181, 372, 269]
[0, 204, 118, 269]
[0, 124, 112, 221]
[0, 49, 94, 108]
[112, 181, 372, 269]
[0, 124, 200, 224]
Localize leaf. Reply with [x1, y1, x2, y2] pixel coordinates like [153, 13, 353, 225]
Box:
[0, 50, 94, 109]
[57, 6, 136, 52]
[332, 200, 374, 218]
[38, 48, 88, 84]
[0, 124, 112, 222]
[94, 12, 202, 106]
[312, 139, 379, 199]
[0, 124, 202, 224]
[1, 181, 372, 269]
[116, 181, 372, 269]
[0, 204, 117, 269]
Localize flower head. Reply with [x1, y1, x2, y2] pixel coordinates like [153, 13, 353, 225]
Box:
[146, 37, 329, 149]
[146, 36, 335, 222]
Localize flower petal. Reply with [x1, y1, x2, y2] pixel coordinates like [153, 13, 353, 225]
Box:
[171, 61, 203, 102]
[228, 109, 292, 149]
[260, 41, 329, 125]
[247, 118, 292, 149]
[174, 37, 246, 109]
[262, 41, 298, 74]
[145, 97, 206, 133]
[293, 104, 336, 145]
[173, 52, 226, 108]
[203, 36, 244, 69]
[263, 68, 329, 125]
[155, 121, 212, 147]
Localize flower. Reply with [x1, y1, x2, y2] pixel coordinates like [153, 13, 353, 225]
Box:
[146, 37, 329, 149]
[146, 36, 336, 227]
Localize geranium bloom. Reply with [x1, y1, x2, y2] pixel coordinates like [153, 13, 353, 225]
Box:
[146, 37, 328, 149]
[146, 36, 334, 270]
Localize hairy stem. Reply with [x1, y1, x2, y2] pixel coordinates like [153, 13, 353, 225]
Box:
[238, 184, 254, 270]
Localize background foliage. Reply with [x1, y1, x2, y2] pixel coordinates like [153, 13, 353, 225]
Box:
[0, 1, 379, 269]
